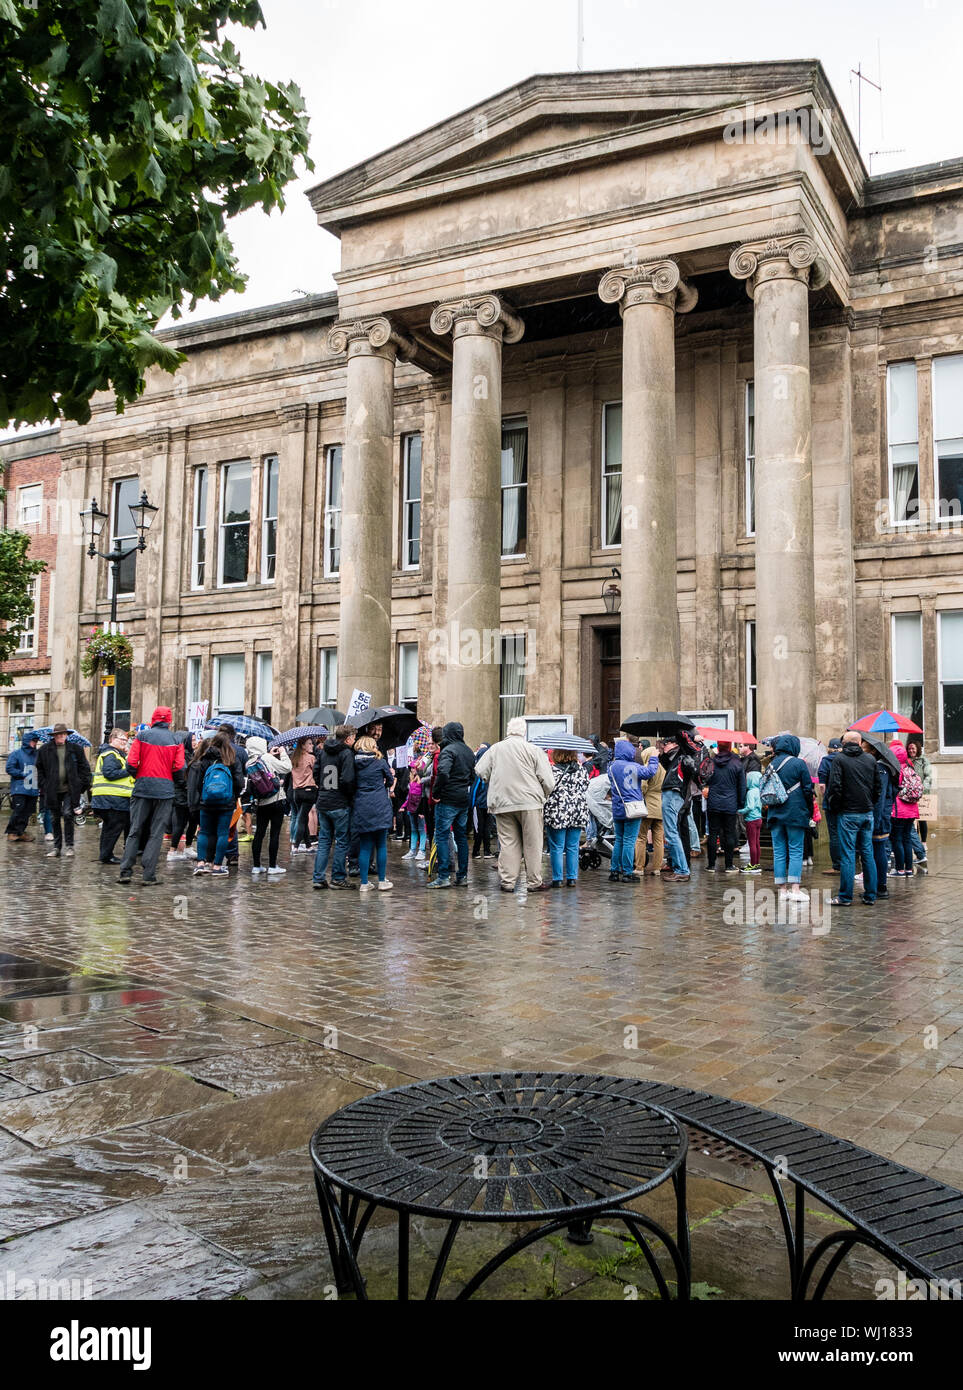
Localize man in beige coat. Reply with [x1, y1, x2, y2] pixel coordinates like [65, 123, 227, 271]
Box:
[474, 717, 555, 892]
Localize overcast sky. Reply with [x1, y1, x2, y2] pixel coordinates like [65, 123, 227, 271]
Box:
[167, 0, 963, 324]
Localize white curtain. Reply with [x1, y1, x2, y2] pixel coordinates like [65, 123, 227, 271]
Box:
[500, 636, 526, 735]
[501, 427, 527, 555]
[892, 461, 917, 524]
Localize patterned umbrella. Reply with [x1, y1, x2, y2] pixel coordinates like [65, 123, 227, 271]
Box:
[531, 733, 597, 752]
[33, 726, 91, 748]
[850, 709, 923, 736]
[275, 725, 329, 747]
[204, 714, 279, 742]
[410, 724, 433, 758]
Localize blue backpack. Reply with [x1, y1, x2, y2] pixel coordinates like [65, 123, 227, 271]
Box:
[201, 761, 235, 806]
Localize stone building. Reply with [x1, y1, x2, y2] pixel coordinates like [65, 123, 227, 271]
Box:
[0, 429, 60, 751]
[47, 61, 963, 818]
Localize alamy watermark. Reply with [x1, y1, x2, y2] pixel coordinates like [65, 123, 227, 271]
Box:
[723, 101, 833, 158]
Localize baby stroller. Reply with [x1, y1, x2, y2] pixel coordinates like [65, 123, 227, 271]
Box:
[581, 774, 615, 869]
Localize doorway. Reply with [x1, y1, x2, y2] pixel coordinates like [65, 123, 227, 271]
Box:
[600, 630, 621, 746]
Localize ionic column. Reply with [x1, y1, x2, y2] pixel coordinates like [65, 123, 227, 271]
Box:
[326, 316, 414, 711]
[598, 260, 696, 713]
[430, 294, 524, 746]
[729, 235, 828, 737]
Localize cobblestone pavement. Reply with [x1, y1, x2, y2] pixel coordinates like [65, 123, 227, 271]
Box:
[1, 825, 962, 1299]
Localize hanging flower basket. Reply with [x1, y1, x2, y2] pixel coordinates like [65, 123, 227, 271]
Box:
[80, 627, 134, 679]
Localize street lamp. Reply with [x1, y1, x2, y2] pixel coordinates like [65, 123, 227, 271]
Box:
[80, 491, 157, 743]
[602, 566, 622, 614]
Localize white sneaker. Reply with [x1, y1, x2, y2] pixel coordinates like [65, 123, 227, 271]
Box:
[64, 847, 75, 857]
[401, 851, 415, 861]
[786, 887, 809, 901]
[251, 866, 264, 876]
[184, 847, 197, 860]
[45, 833, 54, 842]
[415, 851, 426, 862]
[267, 866, 286, 876]
[359, 882, 373, 892]
[378, 879, 393, 891]
[167, 850, 184, 861]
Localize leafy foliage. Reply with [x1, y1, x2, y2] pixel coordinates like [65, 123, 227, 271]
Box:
[0, 526, 45, 681]
[0, 0, 313, 426]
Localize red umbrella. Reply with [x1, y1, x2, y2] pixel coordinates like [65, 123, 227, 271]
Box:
[850, 710, 923, 735]
[694, 727, 758, 744]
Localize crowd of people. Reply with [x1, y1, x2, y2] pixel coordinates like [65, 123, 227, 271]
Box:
[3, 709, 935, 905]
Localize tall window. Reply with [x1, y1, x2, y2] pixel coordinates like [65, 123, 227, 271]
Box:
[186, 656, 202, 708]
[499, 634, 527, 737]
[191, 467, 207, 589]
[501, 418, 528, 557]
[256, 652, 273, 725]
[746, 620, 757, 736]
[17, 483, 42, 526]
[320, 647, 338, 706]
[323, 445, 343, 577]
[933, 355, 963, 522]
[402, 434, 422, 569]
[213, 654, 245, 717]
[602, 402, 622, 548]
[7, 694, 35, 753]
[887, 362, 920, 526]
[111, 477, 140, 596]
[398, 643, 418, 710]
[745, 381, 756, 536]
[15, 577, 39, 656]
[939, 612, 963, 751]
[219, 461, 251, 586]
[892, 613, 924, 732]
[112, 668, 132, 731]
[262, 455, 279, 582]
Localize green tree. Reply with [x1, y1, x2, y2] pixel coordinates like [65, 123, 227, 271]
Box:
[0, 520, 45, 682]
[0, 0, 313, 427]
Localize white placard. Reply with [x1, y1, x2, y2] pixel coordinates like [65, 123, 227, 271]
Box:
[394, 744, 410, 769]
[346, 688, 372, 718]
[188, 700, 209, 734]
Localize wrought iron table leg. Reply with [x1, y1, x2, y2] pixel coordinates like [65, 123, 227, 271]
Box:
[314, 1174, 366, 1299]
[672, 1162, 691, 1297]
[566, 1217, 594, 1245]
[398, 1211, 410, 1301]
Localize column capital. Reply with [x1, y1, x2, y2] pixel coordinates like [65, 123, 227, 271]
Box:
[326, 315, 415, 362]
[429, 293, 525, 344]
[598, 259, 697, 314]
[728, 234, 830, 299]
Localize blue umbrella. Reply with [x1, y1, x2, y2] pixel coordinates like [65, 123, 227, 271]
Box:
[275, 725, 329, 747]
[531, 733, 597, 753]
[33, 726, 91, 748]
[204, 714, 279, 742]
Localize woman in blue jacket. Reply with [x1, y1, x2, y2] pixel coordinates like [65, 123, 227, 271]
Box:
[764, 734, 814, 900]
[607, 738, 659, 883]
[5, 730, 40, 841]
[351, 736, 396, 891]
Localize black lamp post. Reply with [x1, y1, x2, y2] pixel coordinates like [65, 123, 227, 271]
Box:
[602, 566, 622, 614]
[80, 491, 158, 744]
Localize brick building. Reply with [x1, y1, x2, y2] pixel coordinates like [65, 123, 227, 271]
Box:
[0, 429, 60, 753]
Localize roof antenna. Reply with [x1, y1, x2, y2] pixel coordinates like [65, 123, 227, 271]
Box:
[850, 60, 881, 152]
[576, 0, 584, 71]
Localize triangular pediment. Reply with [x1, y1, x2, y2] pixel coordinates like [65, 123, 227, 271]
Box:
[308, 62, 859, 232]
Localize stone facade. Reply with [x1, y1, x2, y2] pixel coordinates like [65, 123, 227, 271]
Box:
[34, 62, 963, 817]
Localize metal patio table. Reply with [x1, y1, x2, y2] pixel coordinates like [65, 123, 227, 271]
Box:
[309, 1071, 690, 1301]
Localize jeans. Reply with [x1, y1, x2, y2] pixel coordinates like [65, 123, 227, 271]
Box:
[6, 793, 37, 837]
[612, 817, 642, 875]
[358, 829, 388, 884]
[253, 800, 286, 868]
[547, 825, 581, 881]
[196, 804, 234, 866]
[661, 789, 686, 874]
[119, 796, 173, 877]
[837, 811, 877, 902]
[706, 809, 738, 869]
[408, 812, 428, 854]
[745, 819, 761, 866]
[824, 808, 840, 870]
[48, 791, 75, 850]
[314, 806, 351, 883]
[891, 818, 915, 872]
[873, 832, 890, 895]
[292, 792, 316, 846]
[434, 803, 469, 881]
[770, 821, 805, 884]
[910, 825, 926, 860]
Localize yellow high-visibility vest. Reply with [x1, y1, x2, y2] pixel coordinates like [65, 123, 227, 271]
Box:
[91, 749, 135, 801]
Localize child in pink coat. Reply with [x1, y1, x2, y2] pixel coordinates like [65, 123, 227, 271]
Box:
[889, 740, 921, 875]
[401, 762, 428, 863]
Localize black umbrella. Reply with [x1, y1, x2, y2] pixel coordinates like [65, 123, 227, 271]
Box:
[297, 707, 346, 726]
[347, 704, 420, 745]
[620, 711, 696, 737]
[858, 731, 901, 780]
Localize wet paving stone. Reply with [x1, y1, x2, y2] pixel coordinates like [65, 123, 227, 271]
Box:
[0, 1204, 257, 1300]
[0, 1077, 33, 1101]
[0, 1066, 232, 1148]
[181, 1040, 410, 1097]
[0, 986, 173, 1028]
[0, 1132, 226, 1239]
[0, 1049, 119, 1092]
